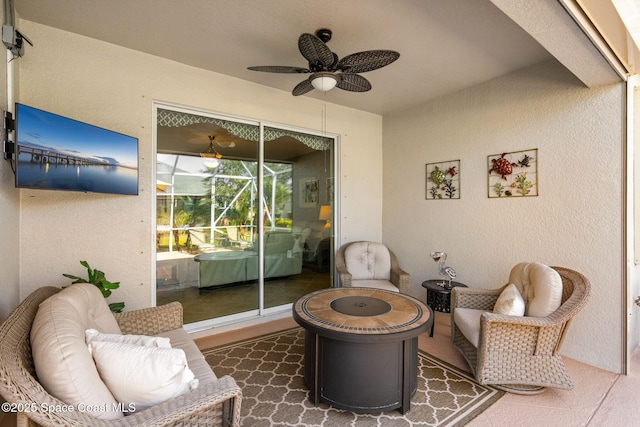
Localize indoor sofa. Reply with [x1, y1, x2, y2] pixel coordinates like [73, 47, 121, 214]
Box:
[247, 230, 304, 280]
[0, 283, 241, 426]
[195, 230, 304, 287]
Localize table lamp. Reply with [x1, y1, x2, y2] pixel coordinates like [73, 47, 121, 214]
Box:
[319, 205, 331, 236]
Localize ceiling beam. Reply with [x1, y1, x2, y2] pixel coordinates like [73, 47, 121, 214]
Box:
[490, 0, 624, 87]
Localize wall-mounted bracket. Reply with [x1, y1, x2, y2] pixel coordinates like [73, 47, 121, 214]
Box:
[2, 25, 32, 58]
[3, 111, 14, 160]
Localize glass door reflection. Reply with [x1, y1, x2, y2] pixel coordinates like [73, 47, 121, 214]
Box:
[263, 126, 334, 309]
[155, 108, 335, 325]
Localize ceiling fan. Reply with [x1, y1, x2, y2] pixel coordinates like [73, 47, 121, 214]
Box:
[248, 28, 399, 96]
[200, 135, 223, 159]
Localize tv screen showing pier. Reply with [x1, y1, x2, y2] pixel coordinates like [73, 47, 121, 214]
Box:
[14, 103, 139, 195]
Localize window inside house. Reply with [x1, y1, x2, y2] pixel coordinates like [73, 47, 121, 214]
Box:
[155, 107, 335, 326]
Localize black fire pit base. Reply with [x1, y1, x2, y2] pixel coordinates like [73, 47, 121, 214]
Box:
[293, 288, 432, 414]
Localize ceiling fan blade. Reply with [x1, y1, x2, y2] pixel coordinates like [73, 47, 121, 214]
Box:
[292, 79, 314, 96]
[336, 73, 371, 92]
[337, 50, 400, 73]
[247, 65, 310, 73]
[298, 33, 334, 70]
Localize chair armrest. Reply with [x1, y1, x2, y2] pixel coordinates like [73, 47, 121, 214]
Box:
[116, 375, 242, 426]
[481, 310, 572, 333]
[114, 302, 183, 335]
[335, 243, 352, 287]
[452, 286, 503, 312]
[390, 267, 411, 294]
[478, 312, 569, 356]
[337, 267, 353, 287]
[16, 375, 241, 427]
[335, 249, 352, 286]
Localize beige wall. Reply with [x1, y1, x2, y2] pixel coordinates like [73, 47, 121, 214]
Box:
[383, 60, 625, 373]
[0, 6, 20, 321]
[15, 21, 382, 310]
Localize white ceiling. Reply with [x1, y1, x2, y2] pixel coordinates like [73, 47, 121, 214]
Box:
[13, 0, 557, 116]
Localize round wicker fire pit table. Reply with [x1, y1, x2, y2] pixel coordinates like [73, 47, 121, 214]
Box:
[292, 287, 432, 414]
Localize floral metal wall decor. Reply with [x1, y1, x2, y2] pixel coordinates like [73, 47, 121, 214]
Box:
[488, 149, 538, 198]
[425, 160, 460, 200]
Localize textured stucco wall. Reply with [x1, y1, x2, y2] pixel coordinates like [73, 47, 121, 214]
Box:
[16, 20, 382, 310]
[383, 60, 625, 373]
[0, 6, 20, 321]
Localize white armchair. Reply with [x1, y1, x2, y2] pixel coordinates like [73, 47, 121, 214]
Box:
[336, 241, 410, 294]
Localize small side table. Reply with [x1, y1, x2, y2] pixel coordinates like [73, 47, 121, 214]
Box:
[421, 280, 468, 337]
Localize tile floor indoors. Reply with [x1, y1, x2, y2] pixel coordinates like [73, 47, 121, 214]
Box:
[196, 312, 640, 427]
[157, 266, 332, 324]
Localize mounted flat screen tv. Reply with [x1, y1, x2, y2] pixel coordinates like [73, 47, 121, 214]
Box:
[14, 103, 139, 195]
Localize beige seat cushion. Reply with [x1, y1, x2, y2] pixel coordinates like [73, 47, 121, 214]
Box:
[31, 283, 124, 420]
[509, 262, 562, 317]
[453, 308, 485, 348]
[350, 279, 399, 292]
[344, 242, 391, 280]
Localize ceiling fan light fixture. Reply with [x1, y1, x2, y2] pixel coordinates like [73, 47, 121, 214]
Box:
[203, 158, 220, 168]
[310, 72, 338, 92]
[201, 136, 223, 160]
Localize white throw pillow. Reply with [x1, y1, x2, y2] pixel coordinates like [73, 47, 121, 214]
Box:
[89, 341, 199, 412]
[85, 329, 171, 348]
[493, 284, 526, 316]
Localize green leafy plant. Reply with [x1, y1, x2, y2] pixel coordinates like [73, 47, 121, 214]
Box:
[63, 260, 124, 313]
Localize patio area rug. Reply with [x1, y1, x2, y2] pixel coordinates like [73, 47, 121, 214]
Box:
[202, 328, 503, 426]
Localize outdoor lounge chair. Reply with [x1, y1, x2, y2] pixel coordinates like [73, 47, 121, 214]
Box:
[450, 264, 590, 394]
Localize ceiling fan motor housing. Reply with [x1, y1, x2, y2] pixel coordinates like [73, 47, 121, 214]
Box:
[315, 28, 332, 43]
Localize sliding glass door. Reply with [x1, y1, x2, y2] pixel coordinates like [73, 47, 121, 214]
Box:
[262, 125, 334, 309]
[155, 105, 335, 327]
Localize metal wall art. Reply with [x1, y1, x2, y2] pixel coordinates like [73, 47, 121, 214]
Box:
[488, 149, 538, 198]
[425, 160, 460, 200]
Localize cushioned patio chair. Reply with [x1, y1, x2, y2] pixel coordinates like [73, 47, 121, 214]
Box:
[188, 229, 217, 253]
[223, 226, 251, 248]
[336, 241, 410, 294]
[451, 263, 590, 394]
[0, 287, 241, 426]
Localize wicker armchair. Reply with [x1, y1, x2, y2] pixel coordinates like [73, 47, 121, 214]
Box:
[336, 241, 410, 294]
[451, 266, 590, 394]
[0, 286, 241, 427]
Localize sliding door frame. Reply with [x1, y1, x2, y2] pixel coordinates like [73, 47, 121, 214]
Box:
[152, 101, 339, 332]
